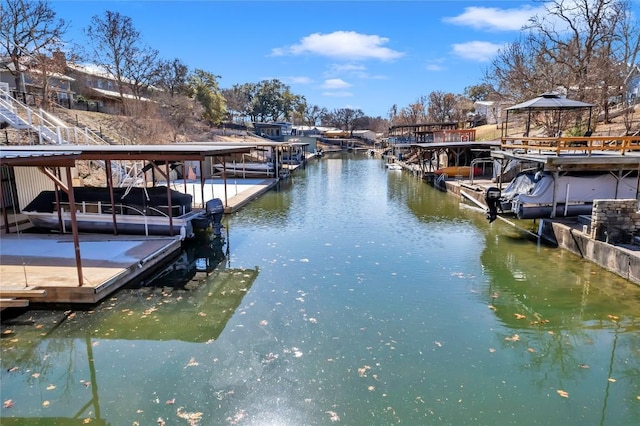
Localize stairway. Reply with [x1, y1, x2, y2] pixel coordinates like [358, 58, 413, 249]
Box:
[0, 82, 146, 187]
[0, 82, 110, 145]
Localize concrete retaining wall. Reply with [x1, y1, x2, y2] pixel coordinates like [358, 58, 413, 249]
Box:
[540, 220, 640, 285]
[436, 180, 640, 286]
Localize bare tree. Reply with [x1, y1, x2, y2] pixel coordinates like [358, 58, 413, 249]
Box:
[303, 104, 327, 127]
[29, 51, 68, 109]
[151, 58, 198, 140]
[323, 108, 365, 132]
[484, 34, 555, 103]
[387, 104, 399, 124]
[221, 83, 255, 124]
[154, 58, 189, 97]
[124, 45, 159, 100]
[400, 96, 428, 124]
[428, 91, 457, 122]
[615, 0, 640, 131]
[84, 10, 150, 115]
[528, 0, 631, 119]
[154, 91, 201, 142]
[365, 116, 389, 134]
[0, 0, 67, 96]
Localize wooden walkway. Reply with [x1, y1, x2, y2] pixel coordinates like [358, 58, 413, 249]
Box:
[0, 178, 282, 310]
[0, 234, 182, 309]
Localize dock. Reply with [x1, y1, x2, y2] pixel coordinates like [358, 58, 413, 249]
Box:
[431, 174, 640, 285]
[168, 177, 278, 213]
[0, 177, 281, 310]
[0, 234, 182, 308]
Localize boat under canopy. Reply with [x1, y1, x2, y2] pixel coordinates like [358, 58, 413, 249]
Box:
[499, 171, 639, 219]
[23, 186, 205, 237]
[213, 161, 276, 178]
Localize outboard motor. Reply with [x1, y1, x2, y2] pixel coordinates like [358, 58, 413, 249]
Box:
[485, 187, 502, 223]
[206, 198, 225, 237]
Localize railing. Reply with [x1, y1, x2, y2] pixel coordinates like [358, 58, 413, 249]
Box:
[469, 158, 495, 184]
[57, 202, 177, 237]
[500, 135, 640, 156]
[56, 201, 186, 218]
[90, 159, 145, 187]
[0, 84, 110, 145]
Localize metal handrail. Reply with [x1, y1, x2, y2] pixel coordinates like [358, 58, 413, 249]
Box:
[469, 158, 495, 184]
[0, 86, 110, 145]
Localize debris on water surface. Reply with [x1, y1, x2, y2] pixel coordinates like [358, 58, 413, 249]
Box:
[505, 334, 520, 342]
[226, 409, 246, 425]
[326, 411, 340, 422]
[557, 389, 569, 398]
[358, 365, 371, 377]
[185, 357, 199, 367]
[177, 407, 203, 425]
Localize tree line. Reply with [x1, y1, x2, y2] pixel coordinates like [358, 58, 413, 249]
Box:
[2, 0, 639, 138]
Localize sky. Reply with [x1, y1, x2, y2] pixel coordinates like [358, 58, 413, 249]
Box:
[49, 0, 640, 118]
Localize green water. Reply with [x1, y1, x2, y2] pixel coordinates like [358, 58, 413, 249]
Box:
[2, 153, 640, 425]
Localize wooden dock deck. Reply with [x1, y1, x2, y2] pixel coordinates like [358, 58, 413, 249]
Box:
[0, 234, 182, 309]
[0, 178, 281, 310]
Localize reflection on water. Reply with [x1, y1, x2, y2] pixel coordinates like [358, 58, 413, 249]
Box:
[2, 153, 640, 425]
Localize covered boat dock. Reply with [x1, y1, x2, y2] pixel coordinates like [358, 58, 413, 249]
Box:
[0, 143, 271, 309]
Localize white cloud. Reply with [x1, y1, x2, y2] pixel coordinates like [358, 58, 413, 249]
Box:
[322, 91, 354, 98]
[444, 5, 544, 31]
[322, 79, 352, 90]
[271, 31, 404, 61]
[286, 76, 313, 85]
[324, 63, 387, 81]
[426, 64, 445, 71]
[329, 64, 367, 73]
[451, 41, 504, 62]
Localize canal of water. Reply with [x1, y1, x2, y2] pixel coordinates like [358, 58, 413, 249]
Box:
[2, 152, 640, 425]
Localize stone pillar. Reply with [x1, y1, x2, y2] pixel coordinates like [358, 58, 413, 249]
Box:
[590, 199, 640, 243]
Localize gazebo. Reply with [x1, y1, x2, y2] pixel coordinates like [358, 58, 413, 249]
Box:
[503, 92, 594, 138]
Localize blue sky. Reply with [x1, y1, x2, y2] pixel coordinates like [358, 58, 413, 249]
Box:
[50, 0, 639, 118]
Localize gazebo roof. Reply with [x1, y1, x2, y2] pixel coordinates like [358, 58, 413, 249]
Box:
[506, 92, 594, 111]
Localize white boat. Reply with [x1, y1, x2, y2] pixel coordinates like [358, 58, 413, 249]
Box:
[22, 187, 224, 239]
[497, 171, 639, 219]
[386, 163, 402, 170]
[213, 161, 276, 177]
